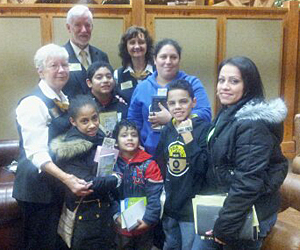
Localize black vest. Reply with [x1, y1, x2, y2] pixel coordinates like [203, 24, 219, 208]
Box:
[13, 87, 70, 203]
[116, 68, 139, 105]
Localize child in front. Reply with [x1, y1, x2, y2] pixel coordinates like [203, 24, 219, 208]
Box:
[155, 79, 211, 250]
[50, 95, 120, 250]
[113, 119, 163, 250]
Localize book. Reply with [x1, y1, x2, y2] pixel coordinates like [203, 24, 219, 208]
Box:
[192, 194, 259, 240]
[151, 95, 168, 112]
[94, 146, 119, 177]
[120, 197, 147, 231]
[99, 111, 118, 134]
[96, 153, 115, 177]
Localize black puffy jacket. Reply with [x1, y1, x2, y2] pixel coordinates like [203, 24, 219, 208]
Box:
[206, 98, 288, 244]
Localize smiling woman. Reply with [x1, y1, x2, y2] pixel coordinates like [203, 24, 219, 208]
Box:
[115, 26, 155, 104]
[128, 38, 211, 155]
[202, 56, 288, 250]
[13, 43, 93, 250]
[217, 64, 244, 106]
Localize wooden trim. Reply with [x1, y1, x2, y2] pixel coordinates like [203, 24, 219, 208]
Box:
[131, 0, 145, 26]
[40, 14, 52, 44]
[281, 141, 295, 159]
[281, 1, 299, 144]
[145, 13, 156, 40]
[214, 16, 226, 114]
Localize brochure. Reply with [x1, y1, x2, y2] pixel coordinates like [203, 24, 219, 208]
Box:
[120, 197, 147, 231]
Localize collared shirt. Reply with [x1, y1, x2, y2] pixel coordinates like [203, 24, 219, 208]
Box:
[70, 40, 91, 66]
[16, 80, 69, 170]
[114, 63, 154, 84]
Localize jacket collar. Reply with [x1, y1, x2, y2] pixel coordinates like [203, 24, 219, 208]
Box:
[50, 127, 104, 160]
[120, 149, 152, 164]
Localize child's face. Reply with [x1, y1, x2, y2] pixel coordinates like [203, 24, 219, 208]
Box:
[167, 89, 196, 122]
[117, 127, 139, 155]
[87, 67, 115, 96]
[70, 104, 99, 137]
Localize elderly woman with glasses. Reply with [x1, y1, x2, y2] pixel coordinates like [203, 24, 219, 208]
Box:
[13, 43, 93, 250]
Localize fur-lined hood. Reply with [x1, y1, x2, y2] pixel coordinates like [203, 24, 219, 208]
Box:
[235, 98, 287, 123]
[50, 134, 93, 161]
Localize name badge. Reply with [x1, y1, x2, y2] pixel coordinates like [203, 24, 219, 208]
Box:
[157, 88, 167, 96]
[121, 81, 133, 90]
[69, 63, 82, 71]
[117, 112, 122, 122]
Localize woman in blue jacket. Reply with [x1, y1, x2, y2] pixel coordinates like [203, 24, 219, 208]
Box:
[128, 38, 211, 155]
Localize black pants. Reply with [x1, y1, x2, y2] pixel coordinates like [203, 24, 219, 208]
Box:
[17, 200, 62, 250]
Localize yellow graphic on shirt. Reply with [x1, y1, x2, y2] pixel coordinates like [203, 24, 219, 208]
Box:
[167, 141, 189, 177]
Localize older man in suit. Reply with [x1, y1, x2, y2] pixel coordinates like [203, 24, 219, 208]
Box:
[63, 5, 110, 98]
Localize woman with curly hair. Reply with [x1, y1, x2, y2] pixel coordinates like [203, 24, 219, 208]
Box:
[114, 26, 154, 104]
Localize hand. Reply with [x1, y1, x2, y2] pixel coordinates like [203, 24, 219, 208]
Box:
[148, 103, 172, 127]
[214, 237, 226, 245]
[115, 216, 122, 227]
[176, 118, 192, 128]
[64, 174, 93, 197]
[206, 230, 226, 245]
[136, 219, 149, 231]
[115, 95, 127, 105]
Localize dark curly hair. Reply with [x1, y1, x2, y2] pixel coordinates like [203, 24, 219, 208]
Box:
[118, 26, 153, 68]
[112, 119, 140, 144]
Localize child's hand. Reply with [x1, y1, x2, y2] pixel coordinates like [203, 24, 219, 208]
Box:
[205, 230, 226, 245]
[115, 216, 122, 227]
[148, 103, 172, 126]
[136, 219, 149, 230]
[176, 118, 192, 129]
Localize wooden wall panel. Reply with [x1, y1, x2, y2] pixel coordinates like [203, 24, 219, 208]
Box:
[155, 18, 217, 113]
[0, 17, 41, 140]
[226, 19, 283, 99]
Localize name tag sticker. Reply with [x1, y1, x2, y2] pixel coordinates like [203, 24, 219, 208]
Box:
[157, 88, 167, 96]
[121, 81, 133, 90]
[69, 63, 82, 71]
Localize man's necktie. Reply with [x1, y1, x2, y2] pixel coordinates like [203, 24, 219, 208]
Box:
[80, 50, 89, 70]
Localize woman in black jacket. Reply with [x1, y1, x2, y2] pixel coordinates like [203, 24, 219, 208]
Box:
[202, 56, 288, 250]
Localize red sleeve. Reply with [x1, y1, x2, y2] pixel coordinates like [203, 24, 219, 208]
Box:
[145, 160, 163, 182]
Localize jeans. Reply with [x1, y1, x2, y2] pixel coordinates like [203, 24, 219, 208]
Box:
[163, 215, 201, 250]
[193, 213, 277, 250]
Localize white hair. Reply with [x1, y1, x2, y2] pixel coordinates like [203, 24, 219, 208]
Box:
[34, 44, 69, 70]
[66, 5, 93, 25]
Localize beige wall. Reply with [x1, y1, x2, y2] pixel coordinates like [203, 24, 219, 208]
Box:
[0, 17, 283, 139]
[155, 18, 217, 112]
[0, 17, 124, 140]
[226, 19, 283, 99]
[0, 17, 41, 140]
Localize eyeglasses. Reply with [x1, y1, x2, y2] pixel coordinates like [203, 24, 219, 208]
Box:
[46, 63, 69, 71]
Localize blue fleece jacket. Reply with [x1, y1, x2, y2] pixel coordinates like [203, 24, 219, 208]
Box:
[127, 70, 211, 155]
